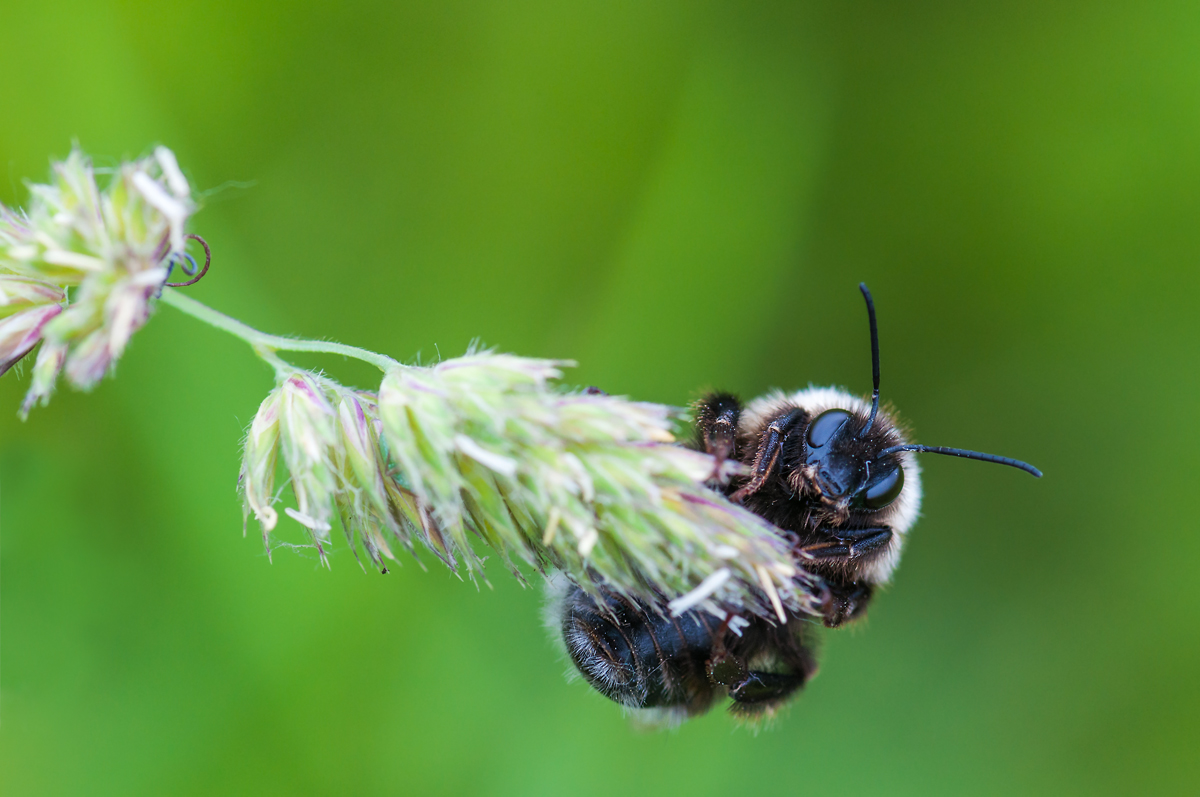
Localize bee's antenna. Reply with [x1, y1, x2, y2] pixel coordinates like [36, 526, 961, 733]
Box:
[858, 283, 881, 437]
[877, 444, 1042, 478]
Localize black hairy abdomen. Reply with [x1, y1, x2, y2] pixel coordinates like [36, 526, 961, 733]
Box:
[561, 586, 716, 710]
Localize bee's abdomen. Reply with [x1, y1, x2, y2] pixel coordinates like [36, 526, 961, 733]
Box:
[561, 585, 716, 710]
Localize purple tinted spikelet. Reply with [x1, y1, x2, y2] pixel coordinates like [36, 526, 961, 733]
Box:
[239, 371, 426, 573]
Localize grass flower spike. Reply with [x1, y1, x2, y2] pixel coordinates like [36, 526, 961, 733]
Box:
[5, 145, 827, 628]
[238, 353, 820, 621]
[375, 354, 820, 620]
[0, 146, 195, 416]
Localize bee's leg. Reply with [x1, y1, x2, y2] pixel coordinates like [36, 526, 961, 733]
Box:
[729, 407, 805, 502]
[693, 392, 742, 481]
[728, 671, 809, 710]
[719, 632, 818, 716]
[817, 581, 874, 628]
[800, 526, 893, 562]
[798, 526, 890, 626]
[774, 573, 864, 628]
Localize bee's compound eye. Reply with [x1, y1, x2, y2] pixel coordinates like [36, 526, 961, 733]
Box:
[807, 409, 852, 448]
[864, 465, 904, 509]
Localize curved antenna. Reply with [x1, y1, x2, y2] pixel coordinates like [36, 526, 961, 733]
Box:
[858, 283, 881, 436]
[877, 444, 1042, 478]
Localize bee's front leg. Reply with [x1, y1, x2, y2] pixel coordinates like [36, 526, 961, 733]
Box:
[693, 392, 742, 481]
[797, 526, 892, 627]
[729, 407, 806, 502]
[800, 526, 893, 562]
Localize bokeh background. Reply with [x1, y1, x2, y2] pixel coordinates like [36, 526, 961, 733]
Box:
[1, 1, 1197, 794]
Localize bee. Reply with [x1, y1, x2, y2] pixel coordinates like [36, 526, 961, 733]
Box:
[551, 284, 1040, 723]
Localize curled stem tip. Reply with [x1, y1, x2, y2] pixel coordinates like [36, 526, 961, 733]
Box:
[164, 234, 212, 287]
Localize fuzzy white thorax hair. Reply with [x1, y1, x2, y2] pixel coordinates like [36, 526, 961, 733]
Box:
[742, 386, 922, 585]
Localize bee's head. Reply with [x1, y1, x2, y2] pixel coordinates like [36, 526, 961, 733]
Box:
[787, 284, 1040, 519]
[801, 406, 906, 511]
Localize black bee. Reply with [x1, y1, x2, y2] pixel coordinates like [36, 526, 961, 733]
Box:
[552, 284, 1040, 723]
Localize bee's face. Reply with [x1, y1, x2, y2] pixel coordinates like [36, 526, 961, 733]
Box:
[802, 408, 905, 511]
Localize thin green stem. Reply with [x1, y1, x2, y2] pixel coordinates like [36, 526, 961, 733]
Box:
[160, 289, 401, 372]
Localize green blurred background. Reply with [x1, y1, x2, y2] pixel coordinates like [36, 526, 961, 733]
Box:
[1, 1, 1197, 794]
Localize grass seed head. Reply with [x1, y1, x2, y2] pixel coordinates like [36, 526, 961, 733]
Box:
[0, 146, 196, 415]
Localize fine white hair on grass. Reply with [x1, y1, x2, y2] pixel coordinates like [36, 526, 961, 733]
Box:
[284, 507, 333, 533]
[667, 567, 732, 615]
[453, 434, 519, 477]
